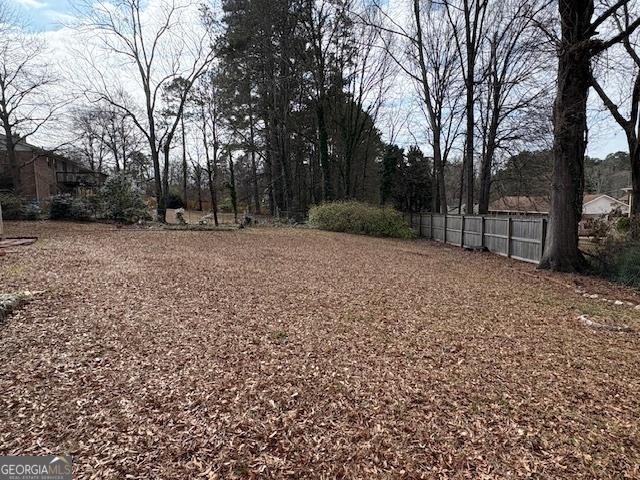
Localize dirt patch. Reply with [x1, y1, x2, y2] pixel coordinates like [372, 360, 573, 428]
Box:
[0, 221, 639, 479]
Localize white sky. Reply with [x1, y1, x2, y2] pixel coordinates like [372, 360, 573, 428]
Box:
[7, 0, 632, 159]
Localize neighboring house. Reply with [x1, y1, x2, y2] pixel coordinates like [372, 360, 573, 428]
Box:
[0, 134, 106, 201]
[489, 194, 630, 219]
[582, 193, 629, 218]
[488, 196, 550, 216]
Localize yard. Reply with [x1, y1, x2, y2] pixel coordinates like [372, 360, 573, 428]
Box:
[1, 221, 639, 479]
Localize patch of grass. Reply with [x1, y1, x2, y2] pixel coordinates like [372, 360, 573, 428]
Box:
[308, 201, 415, 239]
[578, 302, 610, 318]
[4, 264, 25, 277]
[591, 239, 640, 289]
[269, 330, 288, 344]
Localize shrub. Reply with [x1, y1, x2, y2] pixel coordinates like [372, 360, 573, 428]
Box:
[100, 173, 150, 223]
[22, 202, 42, 220]
[308, 201, 415, 239]
[70, 197, 95, 221]
[48, 194, 95, 221]
[592, 239, 640, 289]
[48, 194, 73, 220]
[617, 216, 631, 233]
[165, 191, 184, 209]
[0, 193, 26, 220]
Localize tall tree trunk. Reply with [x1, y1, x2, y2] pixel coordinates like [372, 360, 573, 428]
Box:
[181, 116, 188, 209]
[435, 143, 448, 214]
[478, 59, 501, 214]
[201, 107, 218, 226]
[629, 140, 640, 238]
[478, 125, 498, 214]
[152, 147, 165, 223]
[463, 80, 475, 213]
[228, 149, 238, 223]
[205, 163, 218, 227]
[162, 145, 170, 220]
[264, 123, 275, 215]
[248, 101, 261, 214]
[412, 0, 447, 214]
[431, 158, 438, 213]
[1, 123, 19, 193]
[539, 0, 592, 272]
[317, 102, 332, 201]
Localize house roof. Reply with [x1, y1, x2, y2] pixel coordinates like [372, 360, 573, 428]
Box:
[583, 193, 629, 208]
[489, 196, 550, 213]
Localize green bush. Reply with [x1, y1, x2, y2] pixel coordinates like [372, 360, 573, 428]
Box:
[49, 194, 95, 221]
[70, 197, 95, 221]
[308, 201, 415, 239]
[22, 202, 42, 220]
[48, 195, 72, 220]
[0, 193, 26, 220]
[617, 217, 631, 233]
[592, 239, 640, 288]
[165, 191, 184, 209]
[100, 173, 150, 223]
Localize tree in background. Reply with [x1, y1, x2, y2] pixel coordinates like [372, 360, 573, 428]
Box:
[0, 1, 63, 192]
[79, 0, 216, 222]
[443, 0, 489, 213]
[590, 1, 640, 234]
[67, 103, 143, 174]
[476, 0, 554, 214]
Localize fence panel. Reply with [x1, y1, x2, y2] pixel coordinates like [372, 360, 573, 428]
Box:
[432, 215, 446, 242]
[409, 213, 419, 235]
[510, 218, 545, 263]
[445, 215, 463, 245]
[420, 213, 432, 239]
[403, 212, 546, 265]
[484, 217, 509, 256]
[463, 216, 483, 248]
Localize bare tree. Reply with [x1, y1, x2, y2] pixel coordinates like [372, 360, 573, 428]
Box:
[69, 106, 109, 173]
[590, 1, 640, 234]
[77, 0, 216, 222]
[368, 0, 463, 213]
[191, 74, 223, 226]
[540, 0, 640, 271]
[0, 1, 63, 192]
[68, 102, 143, 173]
[476, 0, 554, 213]
[443, 0, 489, 213]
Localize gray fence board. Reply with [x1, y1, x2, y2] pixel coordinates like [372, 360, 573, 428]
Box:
[405, 213, 547, 264]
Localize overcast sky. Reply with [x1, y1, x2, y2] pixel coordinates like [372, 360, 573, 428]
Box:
[8, 0, 630, 159]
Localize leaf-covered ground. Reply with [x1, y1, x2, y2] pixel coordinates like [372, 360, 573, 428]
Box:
[1, 221, 639, 479]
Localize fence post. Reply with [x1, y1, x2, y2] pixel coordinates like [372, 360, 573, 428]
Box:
[419, 213, 423, 237]
[480, 216, 485, 249]
[540, 217, 547, 261]
[507, 217, 513, 258]
[443, 215, 447, 243]
[460, 215, 465, 247]
[430, 213, 433, 240]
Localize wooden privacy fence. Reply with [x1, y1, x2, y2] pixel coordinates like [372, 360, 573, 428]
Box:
[404, 213, 548, 264]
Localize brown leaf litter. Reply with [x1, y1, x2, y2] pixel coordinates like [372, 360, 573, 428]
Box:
[0, 221, 639, 479]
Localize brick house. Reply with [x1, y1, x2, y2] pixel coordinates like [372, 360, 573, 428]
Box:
[0, 134, 107, 201]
